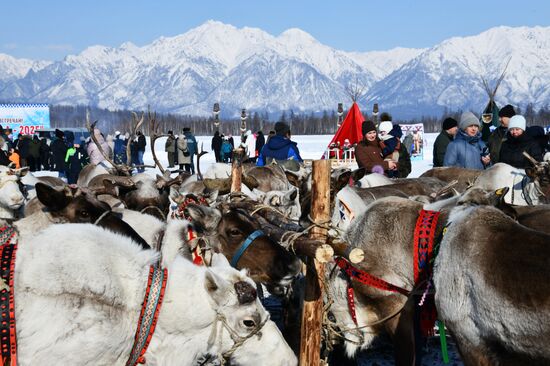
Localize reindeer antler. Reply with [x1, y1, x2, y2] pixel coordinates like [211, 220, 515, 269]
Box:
[196, 143, 208, 181]
[148, 106, 168, 174]
[523, 151, 540, 166]
[85, 111, 132, 176]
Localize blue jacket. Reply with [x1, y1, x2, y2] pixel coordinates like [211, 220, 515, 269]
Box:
[257, 135, 303, 166]
[184, 132, 197, 156]
[443, 129, 488, 170]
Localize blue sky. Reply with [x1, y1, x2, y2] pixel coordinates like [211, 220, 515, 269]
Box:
[3, 0, 548, 61]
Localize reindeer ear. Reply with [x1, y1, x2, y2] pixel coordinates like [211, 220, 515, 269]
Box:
[36, 182, 70, 211]
[204, 269, 231, 306]
[211, 253, 231, 268]
[351, 168, 366, 183]
[285, 171, 300, 188]
[185, 204, 221, 232]
[334, 170, 352, 191]
[102, 179, 120, 197]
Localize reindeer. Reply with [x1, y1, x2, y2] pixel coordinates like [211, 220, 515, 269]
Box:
[13, 224, 297, 365]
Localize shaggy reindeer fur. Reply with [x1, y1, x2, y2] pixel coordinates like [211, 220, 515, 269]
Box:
[434, 205, 550, 365]
[15, 224, 296, 366]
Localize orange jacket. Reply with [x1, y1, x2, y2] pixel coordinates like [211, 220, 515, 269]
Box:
[9, 152, 20, 169]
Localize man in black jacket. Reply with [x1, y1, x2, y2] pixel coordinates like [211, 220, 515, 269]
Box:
[433, 117, 458, 167]
[136, 131, 146, 173]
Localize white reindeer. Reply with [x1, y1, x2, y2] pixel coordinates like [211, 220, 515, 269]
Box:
[0, 166, 27, 219]
[14, 223, 297, 366]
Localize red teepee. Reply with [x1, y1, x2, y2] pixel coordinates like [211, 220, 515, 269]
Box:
[323, 102, 365, 158]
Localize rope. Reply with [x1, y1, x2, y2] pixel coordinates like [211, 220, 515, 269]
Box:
[206, 311, 270, 365]
[140, 206, 167, 221]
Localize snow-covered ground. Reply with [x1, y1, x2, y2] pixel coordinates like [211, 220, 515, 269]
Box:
[143, 134, 437, 177]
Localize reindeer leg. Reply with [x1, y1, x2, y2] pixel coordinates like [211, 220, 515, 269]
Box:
[386, 296, 418, 366]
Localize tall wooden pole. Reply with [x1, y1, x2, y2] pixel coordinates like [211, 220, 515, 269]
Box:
[299, 159, 330, 366]
[231, 147, 245, 192]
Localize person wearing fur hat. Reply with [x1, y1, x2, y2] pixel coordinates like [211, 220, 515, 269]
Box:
[433, 117, 458, 167]
[444, 112, 491, 169]
[499, 115, 543, 169]
[257, 122, 302, 166]
[355, 120, 396, 175]
[485, 104, 516, 164]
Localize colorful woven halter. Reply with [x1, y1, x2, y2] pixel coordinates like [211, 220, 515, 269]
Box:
[126, 265, 168, 366]
[0, 226, 18, 366]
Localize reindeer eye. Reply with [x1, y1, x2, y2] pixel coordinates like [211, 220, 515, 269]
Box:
[80, 210, 89, 217]
[229, 229, 241, 236]
[242, 319, 256, 328]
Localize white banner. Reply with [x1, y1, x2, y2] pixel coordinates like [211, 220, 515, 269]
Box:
[400, 123, 424, 160]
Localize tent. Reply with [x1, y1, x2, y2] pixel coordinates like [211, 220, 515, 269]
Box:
[323, 102, 365, 159]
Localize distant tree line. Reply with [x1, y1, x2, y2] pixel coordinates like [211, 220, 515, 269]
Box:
[49, 103, 550, 136]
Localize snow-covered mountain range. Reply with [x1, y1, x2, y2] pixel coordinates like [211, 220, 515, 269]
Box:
[1, 21, 549, 118]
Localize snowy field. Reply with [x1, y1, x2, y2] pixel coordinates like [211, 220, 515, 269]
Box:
[142, 133, 437, 177]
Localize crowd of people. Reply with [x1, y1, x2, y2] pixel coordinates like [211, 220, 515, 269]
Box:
[433, 105, 549, 170]
[0, 126, 152, 184]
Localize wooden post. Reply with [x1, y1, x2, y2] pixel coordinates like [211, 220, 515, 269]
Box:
[299, 159, 330, 366]
[231, 148, 245, 192]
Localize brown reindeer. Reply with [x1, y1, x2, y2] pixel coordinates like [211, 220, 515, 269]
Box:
[183, 203, 302, 297]
[20, 182, 150, 249]
[434, 204, 550, 365]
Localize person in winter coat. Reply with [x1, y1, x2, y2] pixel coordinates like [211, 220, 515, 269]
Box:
[245, 130, 257, 163]
[65, 142, 86, 184]
[257, 122, 303, 166]
[221, 137, 232, 163]
[525, 126, 549, 156]
[378, 119, 411, 178]
[39, 137, 50, 170]
[355, 120, 396, 176]
[255, 131, 265, 159]
[8, 148, 20, 169]
[177, 132, 191, 172]
[483, 104, 516, 164]
[51, 129, 68, 178]
[183, 127, 197, 174]
[113, 131, 126, 165]
[136, 131, 146, 173]
[499, 115, 543, 169]
[433, 117, 458, 167]
[87, 128, 110, 167]
[444, 112, 491, 170]
[165, 131, 176, 167]
[17, 135, 31, 168]
[27, 135, 41, 171]
[211, 131, 222, 163]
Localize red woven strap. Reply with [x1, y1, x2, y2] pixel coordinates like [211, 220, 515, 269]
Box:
[346, 283, 358, 325]
[126, 266, 168, 366]
[335, 257, 409, 296]
[0, 226, 18, 366]
[413, 210, 440, 284]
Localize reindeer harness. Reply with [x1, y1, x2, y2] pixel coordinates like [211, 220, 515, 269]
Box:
[335, 209, 441, 335]
[0, 226, 18, 366]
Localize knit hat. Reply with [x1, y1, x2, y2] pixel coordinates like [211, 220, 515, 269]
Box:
[274, 122, 290, 136]
[115, 131, 121, 136]
[380, 112, 392, 122]
[508, 115, 526, 131]
[459, 112, 480, 130]
[378, 121, 393, 134]
[442, 117, 458, 131]
[498, 104, 516, 118]
[362, 120, 376, 135]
